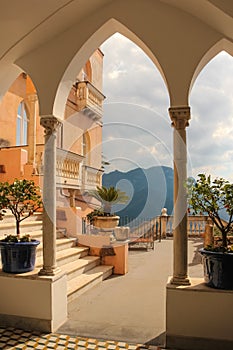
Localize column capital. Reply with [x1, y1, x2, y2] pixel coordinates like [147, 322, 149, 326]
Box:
[40, 115, 62, 136]
[169, 106, 190, 129]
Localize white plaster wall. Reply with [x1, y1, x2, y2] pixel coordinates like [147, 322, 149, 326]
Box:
[0, 273, 67, 331]
[166, 278, 233, 341]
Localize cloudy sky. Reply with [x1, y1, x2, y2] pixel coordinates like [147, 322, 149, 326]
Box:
[101, 33, 233, 181]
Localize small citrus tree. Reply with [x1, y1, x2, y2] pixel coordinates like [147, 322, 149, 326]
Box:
[0, 179, 42, 241]
[187, 174, 233, 250]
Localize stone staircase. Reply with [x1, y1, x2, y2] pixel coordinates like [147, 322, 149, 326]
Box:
[0, 212, 113, 302]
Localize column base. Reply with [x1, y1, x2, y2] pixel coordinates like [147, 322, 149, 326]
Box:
[0, 271, 67, 333]
[39, 266, 61, 276]
[169, 275, 191, 286]
[166, 277, 233, 350]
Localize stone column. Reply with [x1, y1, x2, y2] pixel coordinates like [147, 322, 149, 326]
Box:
[169, 106, 191, 285]
[39, 115, 61, 276]
[25, 93, 38, 171]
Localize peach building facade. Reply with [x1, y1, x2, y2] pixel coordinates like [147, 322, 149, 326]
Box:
[0, 2, 232, 349]
[0, 50, 105, 234]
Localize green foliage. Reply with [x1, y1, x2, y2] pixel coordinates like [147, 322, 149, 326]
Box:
[1, 233, 31, 243]
[0, 179, 42, 238]
[186, 174, 233, 250]
[89, 186, 129, 214]
[86, 209, 104, 224]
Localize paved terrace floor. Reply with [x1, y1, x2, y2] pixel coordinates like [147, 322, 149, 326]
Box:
[58, 238, 204, 347]
[0, 238, 203, 349]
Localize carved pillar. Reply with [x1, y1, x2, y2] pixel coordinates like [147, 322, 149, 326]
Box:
[39, 115, 61, 276]
[25, 93, 38, 171]
[169, 106, 191, 285]
[68, 189, 76, 207]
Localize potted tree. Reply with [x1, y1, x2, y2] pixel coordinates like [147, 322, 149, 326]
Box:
[187, 174, 233, 289]
[0, 179, 42, 273]
[87, 186, 129, 229]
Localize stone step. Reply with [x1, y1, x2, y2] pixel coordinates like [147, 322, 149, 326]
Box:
[0, 211, 43, 223]
[0, 220, 43, 237]
[36, 238, 77, 257]
[36, 246, 89, 268]
[67, 265, 114, 302]
[62, 255, 101, 281]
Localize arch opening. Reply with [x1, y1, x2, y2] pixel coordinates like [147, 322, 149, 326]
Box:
[53, 18, 169, 120]
[189, 50, 233, 181]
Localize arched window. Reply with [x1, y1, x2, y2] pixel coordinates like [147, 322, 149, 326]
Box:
[16, 101, 28, 145]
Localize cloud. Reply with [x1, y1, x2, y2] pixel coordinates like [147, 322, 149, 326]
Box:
[101, 34, 233, 181]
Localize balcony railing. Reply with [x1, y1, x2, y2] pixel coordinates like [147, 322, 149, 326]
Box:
[82, 165, 103, 190]
[56, 148, 84, 188]
[76, 81, 105, 120]
[156, 213, 209, 237]
[0, 145, 102, 191]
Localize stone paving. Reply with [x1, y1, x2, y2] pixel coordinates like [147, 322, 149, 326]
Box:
[58, 239, 203, 346]
[0, 238, 203, 349]
[0, 327, 163, 349]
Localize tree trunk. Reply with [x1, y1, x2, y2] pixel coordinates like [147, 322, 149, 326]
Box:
[16, 220, 20, 237]
[222, 230, 228, 248]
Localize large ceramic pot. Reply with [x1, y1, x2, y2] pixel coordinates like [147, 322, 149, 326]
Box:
[0, 240, 40, 273]
[92, 215, 120, 229]
[200, 248, 233, 290]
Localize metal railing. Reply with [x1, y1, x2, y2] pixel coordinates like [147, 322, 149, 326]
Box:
[82, 212, 209, 240]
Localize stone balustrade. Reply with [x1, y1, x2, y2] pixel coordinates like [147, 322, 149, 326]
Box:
[56, 148, 83, 187]
[0, 145, 101, 191]
[82, 165, 103, 190]
[157, 210, 209, 238]
[76, 81, 105, 120]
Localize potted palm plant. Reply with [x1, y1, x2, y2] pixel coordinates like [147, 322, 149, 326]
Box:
[0, 179, 42, 273]
[87, 186, 129, 229]
[187, 174, 233, 289]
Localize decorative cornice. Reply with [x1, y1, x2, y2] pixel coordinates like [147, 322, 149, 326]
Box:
[40, 115, 62, 136]
[169, 106, 191, 130]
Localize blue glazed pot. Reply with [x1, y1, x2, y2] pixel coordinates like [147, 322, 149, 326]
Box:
[0, 240, 40, 273]
[200, 248, 233, 290]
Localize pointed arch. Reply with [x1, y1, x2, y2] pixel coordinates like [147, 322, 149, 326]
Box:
[0, 64, 23, 103]
[189, 38, 233, 95]
[53, 18, 168, 119]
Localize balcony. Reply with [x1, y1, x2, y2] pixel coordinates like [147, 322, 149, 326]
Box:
[76, 81, 105, 121]
[0, 146, 102, 191]
[82, 165, 103, 190]
[56, 148, 84, 189]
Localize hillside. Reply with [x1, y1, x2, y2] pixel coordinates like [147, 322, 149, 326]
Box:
[102, 166, 174, 219]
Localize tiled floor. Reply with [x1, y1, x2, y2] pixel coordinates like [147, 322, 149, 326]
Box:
[0, 327, 157, 349]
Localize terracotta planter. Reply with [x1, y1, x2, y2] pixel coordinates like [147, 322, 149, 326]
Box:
[93, 216, 120, 229]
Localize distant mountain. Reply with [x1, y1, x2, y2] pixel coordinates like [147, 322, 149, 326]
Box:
[102, 166, 174, 220]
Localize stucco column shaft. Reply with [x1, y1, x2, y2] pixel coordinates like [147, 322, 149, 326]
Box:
[169, 106, 190, 285]
[39, 115, 61, 276]
[25, 93, 38, 170]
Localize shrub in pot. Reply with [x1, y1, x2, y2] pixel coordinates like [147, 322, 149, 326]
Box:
[0, 179, 42, 273]
[187, 174, 233, 289]
[87, 186, 129, 229]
